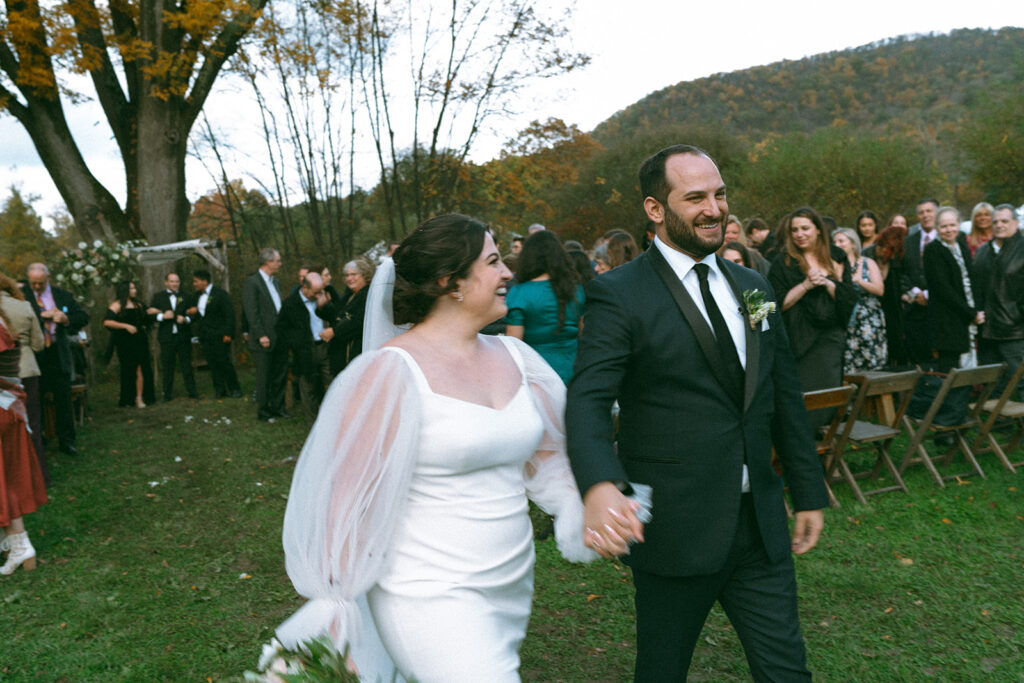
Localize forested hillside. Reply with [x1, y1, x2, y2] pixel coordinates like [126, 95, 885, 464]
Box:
[593, 28, 1023, 144]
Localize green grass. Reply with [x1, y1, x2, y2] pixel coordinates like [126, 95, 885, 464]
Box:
[2, 374, 1022, 681]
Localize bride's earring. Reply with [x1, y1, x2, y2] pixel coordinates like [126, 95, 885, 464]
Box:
[453, 291, 464, 303]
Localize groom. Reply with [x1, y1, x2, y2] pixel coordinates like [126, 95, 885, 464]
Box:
[566, 144, 828, 681]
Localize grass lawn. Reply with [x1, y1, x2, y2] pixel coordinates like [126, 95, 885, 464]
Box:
[1, 373, 1022, 681]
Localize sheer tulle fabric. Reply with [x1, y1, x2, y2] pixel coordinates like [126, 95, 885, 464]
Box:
[276, 337, 594, 679]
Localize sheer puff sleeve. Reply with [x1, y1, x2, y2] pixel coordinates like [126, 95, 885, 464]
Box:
[508, 337, 598, 564]
[276, 348, 421, 667]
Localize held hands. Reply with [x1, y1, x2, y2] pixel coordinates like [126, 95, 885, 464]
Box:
[163, 309, 174, 319]
[975, 311, 986, 325]
[791, 509, 824, 555]
[124, 324, 138, 335]
[320, 328, 335, 342]
[222, 335, 232, 343]
[259, 335, 271, 348]
[186, 306, 198, 315]
[176, 315, 187, 324]
[582, 482, 645, 558]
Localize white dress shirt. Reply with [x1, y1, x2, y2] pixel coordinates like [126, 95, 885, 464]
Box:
[160, 290, 179, 334]
[653, 236, 750, 491]
[198, 284, 212, 316]
[301, 291, 325, 340]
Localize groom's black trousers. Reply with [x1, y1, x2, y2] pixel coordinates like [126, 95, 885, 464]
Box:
[632, 494, 811, 682]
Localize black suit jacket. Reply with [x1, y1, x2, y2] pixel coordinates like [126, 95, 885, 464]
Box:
[190, 286, 235, 341]
[22, 283, 89, 375]
[923, 239, 976, 353]
[150, 290, 192, 344]
[275, 291, 317, 376]
[566, 248, 828, 577]
[243, 271, 282, 351]
[902, 230, 969, 296]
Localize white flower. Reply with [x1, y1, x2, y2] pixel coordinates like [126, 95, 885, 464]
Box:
[77, 241, 87, 249]
[174, 456, 182, 462]
[73, 261, 83, 269]
[149, 481, 160, 487]
[84, 264, 96, 273]
[93, 239, 103, 248]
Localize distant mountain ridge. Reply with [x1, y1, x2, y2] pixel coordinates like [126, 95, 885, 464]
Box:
[592, 27, 1024, 144]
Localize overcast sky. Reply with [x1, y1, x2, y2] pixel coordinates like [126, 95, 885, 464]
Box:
[1, 0, 1022, 230]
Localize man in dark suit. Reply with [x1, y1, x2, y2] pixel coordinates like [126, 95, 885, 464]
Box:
[23, 263, 89, 456]
[566, 145, 828, 682]
[243, 248, 288, 422]
[975, 204, 1024, 399]
[276, 272, 330, 425]
[186, 269, 241, 398]
[901, 198, 941, 364]
[147, 272, 198, 401]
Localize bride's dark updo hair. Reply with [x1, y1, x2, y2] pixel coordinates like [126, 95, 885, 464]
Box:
[392, 213, 488, 325]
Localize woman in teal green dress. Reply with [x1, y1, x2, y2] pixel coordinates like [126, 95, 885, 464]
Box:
[505, 231, 585, 384]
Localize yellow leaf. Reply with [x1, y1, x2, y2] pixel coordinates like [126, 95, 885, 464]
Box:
[586, 594, 602, 602]
[884, 607, 894, 614]
[899, 558, 914, 566]
[941, 518, 953, 524]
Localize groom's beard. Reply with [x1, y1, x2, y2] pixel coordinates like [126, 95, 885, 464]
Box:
[664, 203, 724, 259]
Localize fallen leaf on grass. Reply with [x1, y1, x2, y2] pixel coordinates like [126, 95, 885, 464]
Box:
[941, 518, 953, 524]
[586, 594, 602, 602]
[881, 634, 892, 640]
[913, 600, 924, 606]
[899, 557, 914, 566]
[955, 476, 971, 486]
[884, 607, 894, 614]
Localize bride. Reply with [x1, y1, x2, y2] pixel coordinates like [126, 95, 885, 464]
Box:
[269, 214, 604, 682]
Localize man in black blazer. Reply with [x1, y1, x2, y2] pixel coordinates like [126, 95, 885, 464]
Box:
[243, 248, 288, 422]
[23, 263, 90, 456]
[566, 146, 828, 682]
[901, 198, 941, 364]
[186, 269, 241, 398]
[276, 272, 331, 425]
[148, 272, 198, 400]
[975, 204, 1024, 398]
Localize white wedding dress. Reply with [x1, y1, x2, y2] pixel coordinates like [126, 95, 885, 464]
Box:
[274, 335, 594, 682]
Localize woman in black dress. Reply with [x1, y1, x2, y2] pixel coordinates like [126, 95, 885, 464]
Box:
[319, 258, 375, 377]
[768, 207, 856, 423]
[103, 281, 155, 407]
[866, 223, 910, 368]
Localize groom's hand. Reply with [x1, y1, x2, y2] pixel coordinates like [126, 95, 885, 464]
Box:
[791, 509, 824, 555]
[582, 482, 645, 558]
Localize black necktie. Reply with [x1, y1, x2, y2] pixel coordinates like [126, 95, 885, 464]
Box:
[693, 263, 744, 406]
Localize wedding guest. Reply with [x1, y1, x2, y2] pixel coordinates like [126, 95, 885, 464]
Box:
[902, 198, 943, 364]
[719, 241, 754, 268]
[966, 202, 995, 256]
[567, 250, 595, 286]
[871, 224, 910, 368]
[769, 207, 856, 403]
[855, 209, 881, 250]
[505, 230, 585, 384]
[719, 219, 769, 275]
[745, 215, 775, 257]
[0, 273, 46, 483]
[885, 213, 908, 233]
[832, 227, 887, 372]
[974, 204, 1023, 397]
[923, 206, 983, 372]
[0, 313, 48, 575]
[147, 272, 198, 401]
[187, 270, 241, 398]
[269, 214, 593, 681]
[594, 231, 639, 274]
[276, 273, 329, 426]
[22, 263, 89, 457]
[244, 248, 288, 422]
[317, 258, 374, 377]
[103, 281, 156, 408]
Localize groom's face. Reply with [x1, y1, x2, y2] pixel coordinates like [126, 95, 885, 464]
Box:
[653, 153, 728, 259]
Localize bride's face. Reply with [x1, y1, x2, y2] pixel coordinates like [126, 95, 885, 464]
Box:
[455, 233, 512, 322]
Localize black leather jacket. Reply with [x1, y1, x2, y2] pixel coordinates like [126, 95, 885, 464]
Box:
[975, 231, 1024, 340]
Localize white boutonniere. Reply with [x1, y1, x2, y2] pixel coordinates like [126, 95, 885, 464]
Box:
[741, 289, 776, 330]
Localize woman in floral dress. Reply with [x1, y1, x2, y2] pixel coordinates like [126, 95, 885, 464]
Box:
[833, 227, 887, 372]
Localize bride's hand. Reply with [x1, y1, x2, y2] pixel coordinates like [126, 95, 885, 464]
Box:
[582, 482, 645, 558]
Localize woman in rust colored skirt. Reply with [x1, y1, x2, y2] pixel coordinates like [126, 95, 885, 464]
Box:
[0, 312, 48, 575]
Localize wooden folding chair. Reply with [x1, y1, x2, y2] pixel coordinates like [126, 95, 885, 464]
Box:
[802, 385, 857, 509]
[898, 363, 1005, 487]
[826, 370, 921, 505]
[971, 360, 1024, 473]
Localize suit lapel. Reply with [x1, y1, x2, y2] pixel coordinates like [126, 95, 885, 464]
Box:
[646, 246, 738, 404]
[719, 259, 758, 413]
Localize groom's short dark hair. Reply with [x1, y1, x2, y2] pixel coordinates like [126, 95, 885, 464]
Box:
[638, 144, 712, 206]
